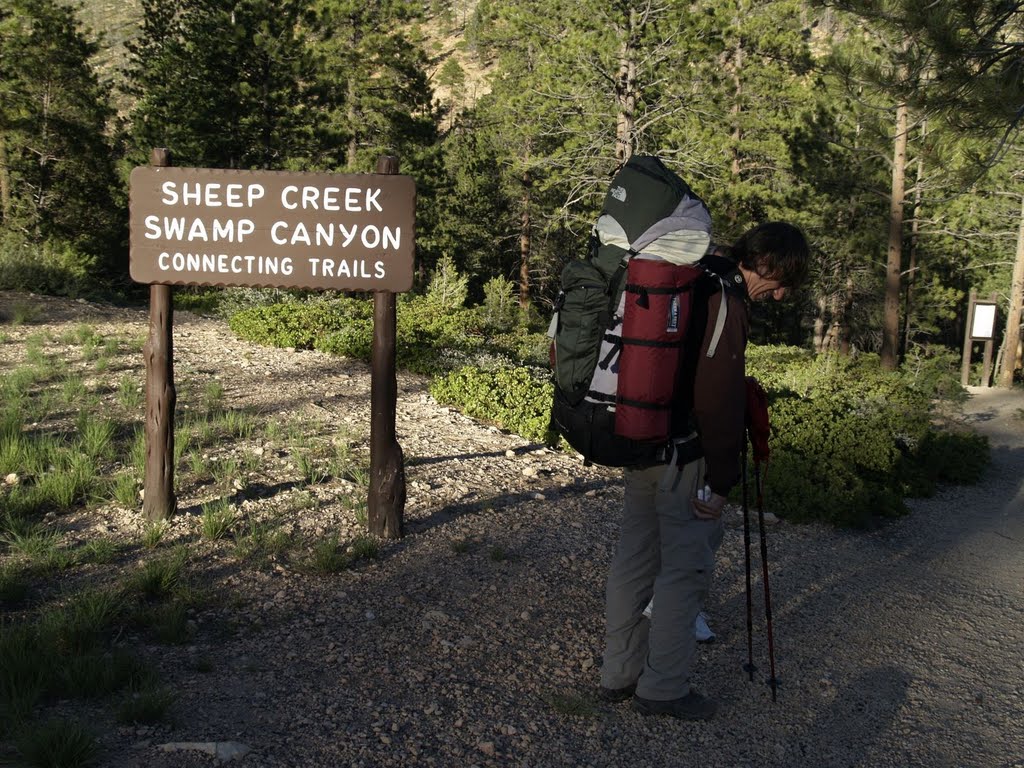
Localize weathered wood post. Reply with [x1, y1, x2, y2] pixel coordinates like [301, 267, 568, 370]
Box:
[961, 288, 977, 387]
[368, 155, 406, 539]
[142, 148, 177, 521]
[981, 291, 998, 387]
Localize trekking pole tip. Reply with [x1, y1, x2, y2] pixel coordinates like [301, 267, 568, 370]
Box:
[743, 662, 757, 681]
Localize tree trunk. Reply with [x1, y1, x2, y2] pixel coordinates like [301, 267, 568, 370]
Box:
[725, 21, 744, 229]
[840, 276, 854, 356]
[901, 139, 925, 356]
[347, 74, 358, 169]
[998, 196, 1024, 387]
[615, 8, 638, 165]
[880, 102, 908, 371]
[814, 294, 827, 352]
[0, 136, 10, 223]
[730, 37, 743, 180]
[519, 171, 531, 308]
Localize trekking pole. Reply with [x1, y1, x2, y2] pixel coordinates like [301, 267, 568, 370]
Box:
[741, 443, 756, 682]
[754, 461, 779, 701]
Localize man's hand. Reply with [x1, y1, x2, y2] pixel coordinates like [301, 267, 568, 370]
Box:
[693, 491, 727, 520]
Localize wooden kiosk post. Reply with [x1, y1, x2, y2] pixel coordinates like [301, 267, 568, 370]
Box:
[980, 292, 998, 387]
[368, 155, 406, 539]
[142, 148, 177, 522]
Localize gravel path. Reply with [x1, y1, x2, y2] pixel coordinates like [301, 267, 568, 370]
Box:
[3, 294, 1022, 768]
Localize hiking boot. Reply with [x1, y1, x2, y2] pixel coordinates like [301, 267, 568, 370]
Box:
[597, 683, 636, 703]
[695, 611, 716, 643]
[633, 690, 718, 721]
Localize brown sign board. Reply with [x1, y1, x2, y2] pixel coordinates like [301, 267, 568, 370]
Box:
[129, 167, 416, 292]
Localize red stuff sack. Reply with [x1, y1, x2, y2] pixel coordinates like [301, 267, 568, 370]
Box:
[614, 258, 703, 441]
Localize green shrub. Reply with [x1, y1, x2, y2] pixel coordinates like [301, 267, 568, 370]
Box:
[117, 685, 176, 724]
[908, 430, 989, 488]
[430, 365, 553, 443]
[745, 347, 985, 526]
[0, 233, 95, 297]
[229, 297, 370, 350]
[486, 331, 551, 367]
[316, 319, 373, 360]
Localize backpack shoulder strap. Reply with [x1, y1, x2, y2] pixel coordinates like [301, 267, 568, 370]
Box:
[696, 253, 748, 358]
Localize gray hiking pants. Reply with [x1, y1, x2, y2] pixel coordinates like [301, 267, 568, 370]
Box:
[601, 458, 725, 700]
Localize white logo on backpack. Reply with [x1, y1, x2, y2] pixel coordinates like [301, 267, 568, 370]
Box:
[610, 186, 627, 202]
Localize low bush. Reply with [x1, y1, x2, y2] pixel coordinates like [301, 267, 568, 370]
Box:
[744, 347, 985, 526]
[0, 233, 95, 298]
[429, 365, 553, 443]
[229, 297, 369, 350]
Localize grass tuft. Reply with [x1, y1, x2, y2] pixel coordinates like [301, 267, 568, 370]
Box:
[110, 472, 139, 508]
[0, 622, 49, 732]
[41, 589, 124, 655]
[75, 538, 119, 567]
[199, 499, 234, 541]
[15, 718, 99, 768]
[59, 652, 152, 699]
[203, 380, 225, 415]
[141, 521, 167, 550]
[129, 547, 188, 600]
[349, 534, 380, 562]
[0, 563, 30, 604]
[233, 519, 291, 565]
[309, 534, 347, 573]
[116, 374, 143, 410]
[145, 601, 192, 645]
[117, 685, 176, 725]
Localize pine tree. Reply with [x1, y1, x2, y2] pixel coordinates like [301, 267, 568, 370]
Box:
[308, 0, 436, 172]
[827, 0, 1024, 143]
[0, 0, 120, 266]
[124, 0, 317, 169]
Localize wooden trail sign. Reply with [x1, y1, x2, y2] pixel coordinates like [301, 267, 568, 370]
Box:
[131, 151, 412, 537]
[130, 167, 416, 292]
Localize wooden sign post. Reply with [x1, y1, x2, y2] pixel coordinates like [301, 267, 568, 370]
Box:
[130, 154, 415, 533]
[143, 148, 176, 522]
[369, 156, 406, 539]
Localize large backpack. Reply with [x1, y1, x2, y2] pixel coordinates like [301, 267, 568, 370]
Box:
[548, 156, 739, 467]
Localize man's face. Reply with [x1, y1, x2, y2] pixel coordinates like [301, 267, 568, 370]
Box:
[749, 276, 788, 302]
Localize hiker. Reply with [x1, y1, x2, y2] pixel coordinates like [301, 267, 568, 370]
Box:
[598, 221, 810, 720]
